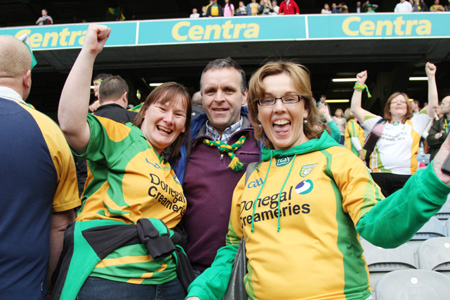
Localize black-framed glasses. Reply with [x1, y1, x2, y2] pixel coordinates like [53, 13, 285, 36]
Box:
[257, 95, 303, 106]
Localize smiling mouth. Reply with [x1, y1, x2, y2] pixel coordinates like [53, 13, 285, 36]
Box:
[157, 125, 173, 134]
[273, 119, 291, 135]
[212, 108, 228, 112]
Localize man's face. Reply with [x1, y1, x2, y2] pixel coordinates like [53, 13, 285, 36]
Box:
[440, 97, 450, 114]
[201, 68, 247, 135]
[93, 80, 102, 98]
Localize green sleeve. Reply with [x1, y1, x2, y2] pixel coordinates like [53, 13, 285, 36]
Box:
[186, 244, 238, 300]
[327, 120, 342, 143]
[357, 163, 450, 248]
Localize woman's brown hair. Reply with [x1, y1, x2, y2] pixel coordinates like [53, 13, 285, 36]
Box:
[383, 92, 413, 123]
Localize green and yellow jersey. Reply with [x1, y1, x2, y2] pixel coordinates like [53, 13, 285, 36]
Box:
[76, 114, 186, 284]
[187, 131, 450, 300]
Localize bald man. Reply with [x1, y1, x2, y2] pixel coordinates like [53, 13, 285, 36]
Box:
[0, 35, 80, 298]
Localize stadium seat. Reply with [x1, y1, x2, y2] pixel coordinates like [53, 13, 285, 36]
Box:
[435, 196, 450, 224]
[407, 216, 446, 251]
[417, 237, 450, 277]
[360, 239, 417, 289]
[374, 269, 450, 300]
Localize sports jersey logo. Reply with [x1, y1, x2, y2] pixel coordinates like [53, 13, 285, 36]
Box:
[299, 163, 317, 177]
[276, 155, 293, 167]
[146, 158, 162, 169]
[295, 180, 313, 195]
[247, 178, 264, 188]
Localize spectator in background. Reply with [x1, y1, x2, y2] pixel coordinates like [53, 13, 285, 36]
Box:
[366, 4, 376, 12]
[190, 8, 200, 18]
[191, 91, 204, 119]
[89, 73, 112, 112]
[258, 0, 274, 15]
[430, 0, 446, 11]
[362, 0, 378, 12]
[0, 35, 80, 299]
[351, 63, 438, 196]
[247, 0, 260, 16]
[205, 0, 224, 17]
[411, 99, 421, 115]
[395, 0, 413, 12]
[331, 3, 340, 13]
[235, 1, 248, 15]
[333, 108, 346, 145]
[95, 75, 137, 122]
[223, 0, 235, 16]
[339, 3, 349, 13]
[411, 0, 429, 11]
[345, 108, 365, 160]
[317, 101, 344, 143]
[356, 1, 362, 12]
[279, 0, 300, 14]
[36, 9, 53, 25]
[272, 0, 280, 13]
[322, 3, 332, 13]
[427, 96, 450, 161]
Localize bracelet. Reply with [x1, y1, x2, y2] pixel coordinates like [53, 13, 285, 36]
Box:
[354, 82, 372, 98]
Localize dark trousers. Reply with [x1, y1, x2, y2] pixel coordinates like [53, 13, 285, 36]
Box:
[371, 172, 411, 197]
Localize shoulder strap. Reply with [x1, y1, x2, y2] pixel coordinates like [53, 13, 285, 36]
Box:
[245, 161, 259, 183]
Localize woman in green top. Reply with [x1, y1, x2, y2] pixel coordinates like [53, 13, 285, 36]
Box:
[55, 24, 192, 300]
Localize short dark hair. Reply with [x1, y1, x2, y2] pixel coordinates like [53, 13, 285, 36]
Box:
[99, 75, 128, 103]
[200, 57, 247, 94]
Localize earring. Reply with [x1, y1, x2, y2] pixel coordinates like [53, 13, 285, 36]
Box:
[304, 119, 307, 124]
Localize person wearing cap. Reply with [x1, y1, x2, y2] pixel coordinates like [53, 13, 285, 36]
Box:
[0, 34, 80, 299]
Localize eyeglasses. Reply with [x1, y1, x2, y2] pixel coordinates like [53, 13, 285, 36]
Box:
[391, 99, 408, 104]
[257, 95, 303, 106]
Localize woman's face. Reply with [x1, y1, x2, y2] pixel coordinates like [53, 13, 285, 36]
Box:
[257, 73, 309, 150]
[389, 94, 408, 119]
[140, 96, 187, 155]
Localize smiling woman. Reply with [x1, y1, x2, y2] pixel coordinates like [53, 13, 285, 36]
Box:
[350, 63, 438, 196]
[53, 24, 194, 300]
[185, 60, 450, 300]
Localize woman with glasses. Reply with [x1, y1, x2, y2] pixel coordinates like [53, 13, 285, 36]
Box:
[185, 61, 450, 300]
[351, 63, 438, 196]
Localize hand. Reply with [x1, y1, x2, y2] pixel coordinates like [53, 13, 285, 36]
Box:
[82, 24, 111, 55]
[432, 134, 450, 186]
[425, 62, 436, 77]
[356, 70, 367, 85]
[358, 150, 364, 160]
[318, 102, 330, 116]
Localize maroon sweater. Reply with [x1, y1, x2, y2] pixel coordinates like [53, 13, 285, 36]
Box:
[182, 125, 260, 271]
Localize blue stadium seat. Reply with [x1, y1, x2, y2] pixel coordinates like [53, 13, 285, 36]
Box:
[360, 239, 417, 289]
[417, 237, 450, 277]
[374, 269, 450, 300]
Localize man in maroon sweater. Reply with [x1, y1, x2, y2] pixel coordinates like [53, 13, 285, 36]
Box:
[172, 58, 261, 274]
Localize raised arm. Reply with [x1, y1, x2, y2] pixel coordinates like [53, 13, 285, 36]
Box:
[58, 24, 111, 153]
[426, 62, 438, 119]
[350, 70, 369, 124]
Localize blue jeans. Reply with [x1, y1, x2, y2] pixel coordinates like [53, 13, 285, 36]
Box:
[77, 276, 186, 300]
